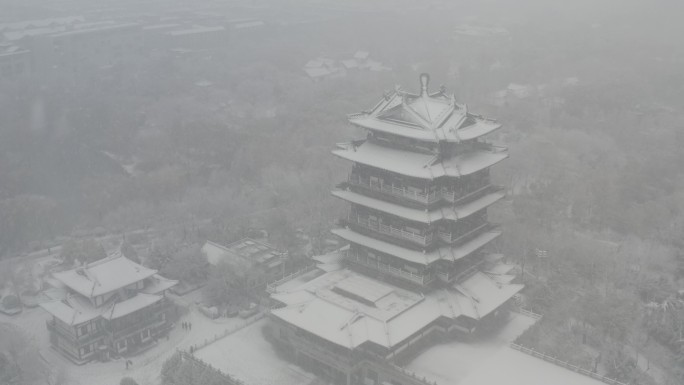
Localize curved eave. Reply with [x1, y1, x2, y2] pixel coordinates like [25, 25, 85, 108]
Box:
[332, 142, 437, 179]
[350, 116, 441, 142]
[349, 115, 500, 143]
[445, 229, 502, 261]
[332, 228, 439, 265]
[332, 189, 506, 224]
[332, 141, 508, 179]
[331, 227, 502, 265]
[442, 149, 508, 177]
[457, 121, 502, 141]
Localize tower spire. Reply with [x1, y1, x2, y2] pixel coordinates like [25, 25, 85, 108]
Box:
[419, 73, 430, 96]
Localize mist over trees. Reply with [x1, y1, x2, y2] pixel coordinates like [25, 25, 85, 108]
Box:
[0, 0, 684, 383]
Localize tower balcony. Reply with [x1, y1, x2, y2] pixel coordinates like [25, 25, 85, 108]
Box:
[346, 248, 434, 286]
[438, 222, 493, 245]
[443, 184, 504, 205]
[46, 319, 105, 347]
[435, 260, 484, 284]
[349, 214, 435, 247]
[348, 173, 440, 205]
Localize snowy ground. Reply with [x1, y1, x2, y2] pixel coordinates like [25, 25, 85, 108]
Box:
[0, 299, 256, 385]
[459, 348, 605, 385]
[195, 318, 317, 385]
[406, 312, 537, 384]
[406, 312, 604, 385]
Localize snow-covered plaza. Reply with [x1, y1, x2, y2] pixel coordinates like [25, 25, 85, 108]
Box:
[194, 318, 317, 385]
[406, 312, 606, 385]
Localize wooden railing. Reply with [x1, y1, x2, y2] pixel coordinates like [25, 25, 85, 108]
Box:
[266, 264, 317, 294]
[348, 251, 432, 286]
[443, 183, 494, 204]
[510, 344, 628, 385]
[438, 222, 489, 244]
[191, 311, 266, 353]
[349, 174, 440, 204]
[352, 215, 434, 246]
[436, 262, 482, 283]
[109, 316, 166, 341]
[514, 308, 543, 320]
[177, 350, 244, 385]
[290, 333, 358, 370]
[46, 320, 105, 346]
[362, 359, 439, 385]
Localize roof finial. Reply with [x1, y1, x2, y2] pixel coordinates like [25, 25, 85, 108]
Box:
[419, 73, 430, 96]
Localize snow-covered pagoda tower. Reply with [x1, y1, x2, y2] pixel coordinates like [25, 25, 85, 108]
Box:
[332, 73, 507, 290]
[267, 74, 522, 385]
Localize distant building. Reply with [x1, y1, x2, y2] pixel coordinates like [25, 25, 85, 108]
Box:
[303, 51, 390, 81]
[0, 43, 31, 80]
[29, 23, 142, 80]
[227, 18, 266, 32]
[452, 24, 511, 40]
[267, 74, 521, 385]
[40, 255, 177, 364]
[202, 238, 286, 284]
[0, 16, 84, 32]
[303, 57, 346, 81]
[165, 25, 227, 49]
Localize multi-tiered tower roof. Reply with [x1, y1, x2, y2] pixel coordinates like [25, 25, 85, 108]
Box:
[332, 73, 508, 289]
[267, 76, 522, 385]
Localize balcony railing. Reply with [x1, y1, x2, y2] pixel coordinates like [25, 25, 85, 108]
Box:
[438, 222, 489, 244]
[436, 262, 483, 283]
[266, 264, 317, 294]
[290, 332, 358, 369]
[352, 215, 434, 246]
[442, 183, 494, 204]
[349, 174, 440, 205]
[46, 320, 105, 346]
[107, 303, 171, 341]
[348, 251, 433, 286]
[109, 316, 166, 341]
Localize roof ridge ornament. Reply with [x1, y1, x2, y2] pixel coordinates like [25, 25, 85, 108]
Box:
[419, 73, 430, 96]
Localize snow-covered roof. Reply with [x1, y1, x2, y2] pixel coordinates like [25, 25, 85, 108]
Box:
[233, 20, 265, 29]
[101, 293, 162, 320]
[485, 263, 516, 276]
[348, 74, 502, 142]
[0, 16, 84, 31]
[333, 141, 507, 180]
[354, 51, 369, 60]
[41, 290, 164, 325]
[312, 248, 346, 272]
[167, 25, 225, 36]
[53, 255, 157, 298]
[452, 272, 523, 319]
[341, 59, 358, 69]
[40, 296, 100, 326]
[304, 67, 331, 78]
[331, 227, 501, 265]
[50, 23, 139, 38]
[202, 239, 283, 267]
[140, 274, 178, 295]
[332, 188, 505, 223]
[271, 268, 522, 351]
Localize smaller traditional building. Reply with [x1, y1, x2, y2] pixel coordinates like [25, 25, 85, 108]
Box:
[202, 238, 286, 285]
[40, 255, 177, 364]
